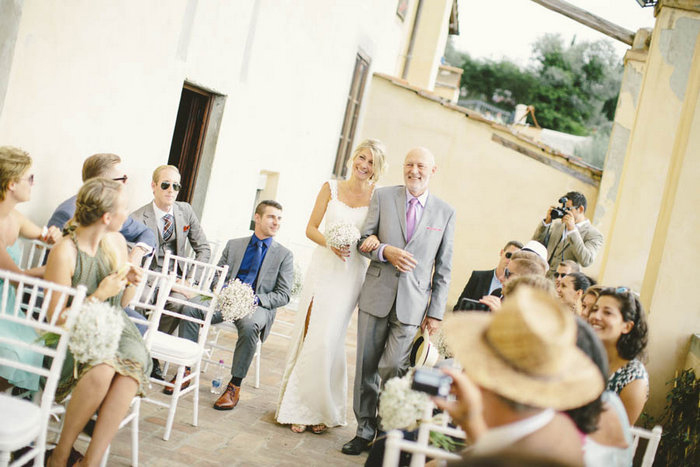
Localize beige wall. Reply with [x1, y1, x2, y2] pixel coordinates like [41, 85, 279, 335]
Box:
[358, 75, 599, 309]
[593, 30, 650, 245]
[599, 4, 700, 290]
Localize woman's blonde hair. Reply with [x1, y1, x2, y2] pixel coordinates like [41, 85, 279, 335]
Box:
[503, 275, 556, 298]
[73, 178, 123, 269]
[0, 146, 31, 201]
[346, 139, 387, 183]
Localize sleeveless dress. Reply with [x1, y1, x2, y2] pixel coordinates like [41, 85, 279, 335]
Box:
[607, 359, 648, 395]
[275, 180, 371, 427]
[0, 241, 43, 391]
[55, 234, 152, 402]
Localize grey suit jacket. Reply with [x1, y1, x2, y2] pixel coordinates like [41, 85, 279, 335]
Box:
[533, 219, 604, 269]
[216, 237, 294, 341]
[131, 201, 211, 269]
[358, 186, 456, 326]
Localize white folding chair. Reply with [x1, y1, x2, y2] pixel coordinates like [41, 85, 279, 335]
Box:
[19, 239, 52, 270]
[0, 271, 86, 467]
[383, 401, 465, 467]
[631, 425, 663, 467]
[145, 252, 228, 441]
[183, 239, 222, 265]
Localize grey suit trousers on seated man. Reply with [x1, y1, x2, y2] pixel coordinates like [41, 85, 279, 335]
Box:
[354, 185, 455, 440]
[178, 237, 294, 379]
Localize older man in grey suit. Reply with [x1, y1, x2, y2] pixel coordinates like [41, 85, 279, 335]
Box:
[342, 147, 456, 455]
[177, 200, 294, 410]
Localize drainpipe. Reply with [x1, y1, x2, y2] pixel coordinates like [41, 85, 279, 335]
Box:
[402, 0, 424, 80]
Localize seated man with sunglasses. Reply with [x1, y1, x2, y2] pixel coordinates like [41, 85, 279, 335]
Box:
[453, 240, 522, 311]
[47, 153, 156, 265]
[131, 164, 211, 322]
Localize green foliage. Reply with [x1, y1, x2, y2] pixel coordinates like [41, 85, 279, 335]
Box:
[430, 431, 464, 452]
[446, 34, 623, 139]
[642, 369, 699, 465]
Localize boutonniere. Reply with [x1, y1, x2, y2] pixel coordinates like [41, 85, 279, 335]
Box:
[183, 225, 191, 232]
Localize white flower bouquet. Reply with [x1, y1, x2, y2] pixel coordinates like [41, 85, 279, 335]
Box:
[69, 301, 124, 365]
[378, 371, 429, 431]
[325, 222, 361, 250]
[217, 279, 257, 322]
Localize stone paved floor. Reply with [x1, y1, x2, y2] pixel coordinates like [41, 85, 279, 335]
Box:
[79, 307, 368, 466]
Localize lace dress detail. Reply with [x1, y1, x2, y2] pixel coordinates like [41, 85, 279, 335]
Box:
[276, 180, 371, 426]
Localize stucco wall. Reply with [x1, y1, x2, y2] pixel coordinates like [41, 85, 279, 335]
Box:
[0, 0, 417, 270]
[358, 75, 600, 309]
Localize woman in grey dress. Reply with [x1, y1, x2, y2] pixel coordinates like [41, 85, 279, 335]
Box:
[45, 178, 148, 467]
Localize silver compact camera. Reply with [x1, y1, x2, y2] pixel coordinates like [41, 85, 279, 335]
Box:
[411, 367, 452, 398]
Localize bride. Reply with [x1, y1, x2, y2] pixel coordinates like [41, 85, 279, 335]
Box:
[276, 139, 387, 434]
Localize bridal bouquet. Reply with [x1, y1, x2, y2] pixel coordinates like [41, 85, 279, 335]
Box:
[325, 222, 361, 249]
[217, 279, 257, 322]
[378, 370, 429, 431]
[69, 301, 124, 365]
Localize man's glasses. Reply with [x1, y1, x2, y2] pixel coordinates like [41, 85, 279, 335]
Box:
[504, 268, 514, 279]
[160, 182, 181, 191]
[554, 272, 568, 279]
[112, 175, 128, 184]
[505, 252, 513, 259]
[22, 174, 35, 185]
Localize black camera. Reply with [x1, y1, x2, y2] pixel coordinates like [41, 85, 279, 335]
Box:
[456, 298, 490, 312]
[550, 196, 570, 220]
[411, 367, 452, 398]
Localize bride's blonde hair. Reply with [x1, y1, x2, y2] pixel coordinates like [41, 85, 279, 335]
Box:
[345, 139, 387, 183]
[73, 178, 123, 270]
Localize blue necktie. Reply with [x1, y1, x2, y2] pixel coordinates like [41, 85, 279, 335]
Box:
[243, 240, 264, 286]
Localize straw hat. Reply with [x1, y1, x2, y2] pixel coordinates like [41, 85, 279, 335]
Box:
[409, 328, 440, 368]
[443, 288, 603, 410]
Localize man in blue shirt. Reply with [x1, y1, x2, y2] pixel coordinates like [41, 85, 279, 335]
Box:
[173, 200, 294, 410]
[47, 153, 156, 265]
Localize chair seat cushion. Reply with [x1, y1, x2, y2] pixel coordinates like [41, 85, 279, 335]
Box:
[0, 394, 41, 450]
[150, 331, 202, 365]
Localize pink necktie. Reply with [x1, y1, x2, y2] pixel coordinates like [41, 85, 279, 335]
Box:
[406, 197, 418, 242]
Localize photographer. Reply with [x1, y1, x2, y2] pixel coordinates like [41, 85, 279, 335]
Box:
[533, 191, 603, 274]
[453, 240, 522, 312]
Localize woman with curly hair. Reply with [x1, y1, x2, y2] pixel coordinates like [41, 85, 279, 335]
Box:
[587, 287, 649, 424]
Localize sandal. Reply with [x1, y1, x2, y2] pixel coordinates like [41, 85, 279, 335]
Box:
[311, 424, 328, 434]
[290, 424, 307, 433]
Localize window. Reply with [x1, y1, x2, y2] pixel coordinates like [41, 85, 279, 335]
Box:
[332, 52, 371, 179]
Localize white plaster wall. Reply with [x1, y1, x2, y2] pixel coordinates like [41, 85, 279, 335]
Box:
[0, 0, 412, 270]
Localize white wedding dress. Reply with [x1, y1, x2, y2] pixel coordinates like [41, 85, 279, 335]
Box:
[275, 180, 371, 427]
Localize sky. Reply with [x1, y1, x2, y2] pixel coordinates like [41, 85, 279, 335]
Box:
[453, 0, 657, 65]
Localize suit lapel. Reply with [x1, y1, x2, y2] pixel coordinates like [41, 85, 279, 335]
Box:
[394, 187, 407, 242]
[142, 204, 160, 240]
[256, 241, 278, 293]
[173, 203, 187, 256]
[229, 238, 248, 279]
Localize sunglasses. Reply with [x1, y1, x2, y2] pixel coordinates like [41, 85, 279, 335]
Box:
[504, 268, 514, 279]
[554, 272, 568, 279]
[23, 174, 35, 185]
[112, 175, 128, 183]
[505, 252, 513, 259]
[160, 182, 181, 191]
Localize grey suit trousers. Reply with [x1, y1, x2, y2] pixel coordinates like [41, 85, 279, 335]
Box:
[178, 296, 270, 379]
[353, 302, 418, 439]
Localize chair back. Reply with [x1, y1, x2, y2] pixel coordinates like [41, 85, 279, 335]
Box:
[128, 270, 175, 349]
[19, 239, 52, 270]
[161, 252, 228, 346]
[0, 270, 86, 446]
[183, 239, 222, 265]
[631, 425, 663, 467]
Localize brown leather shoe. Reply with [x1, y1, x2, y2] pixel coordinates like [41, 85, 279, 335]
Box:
[163, 368, 191, 395]
[213, 382, 240, 410]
